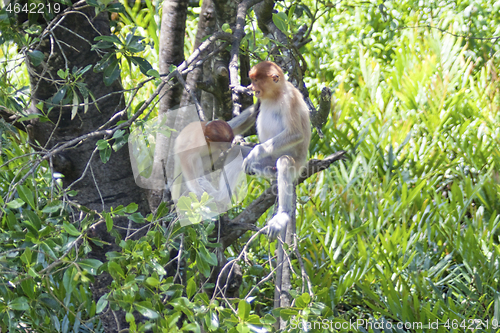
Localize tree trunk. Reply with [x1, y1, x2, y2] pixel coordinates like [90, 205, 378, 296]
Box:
[180, 0, 217, 114]
[147, 0, 189, 211]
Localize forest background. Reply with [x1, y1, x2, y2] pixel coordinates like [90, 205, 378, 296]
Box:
[0, 0, 499, 332]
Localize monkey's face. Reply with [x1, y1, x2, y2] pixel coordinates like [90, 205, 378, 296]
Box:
[249, 75, 281, 100]
[249, 61, 285, 100]
[248, 80, 262, 97]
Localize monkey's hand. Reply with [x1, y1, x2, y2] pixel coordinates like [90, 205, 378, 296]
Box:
[243, 145, 277, 177]
[242, 145, 262, 175]
[267, 212, 290, 240]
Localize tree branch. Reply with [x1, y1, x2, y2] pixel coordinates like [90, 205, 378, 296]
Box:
[229, 0, 263, 116]
[220, 150, 347, 248]
[0, 106, 25, 132]
[310, 87, 333, 136]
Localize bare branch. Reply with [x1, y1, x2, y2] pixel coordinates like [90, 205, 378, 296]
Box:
[229, 0, 263, 116]
[310, 87, 333, 136]
[176, 71, 206, 121]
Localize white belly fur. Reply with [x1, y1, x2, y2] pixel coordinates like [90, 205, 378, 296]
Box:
[256, 101, 285, 142]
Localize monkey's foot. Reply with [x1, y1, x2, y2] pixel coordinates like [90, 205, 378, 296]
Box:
[266, 212, 290, 240]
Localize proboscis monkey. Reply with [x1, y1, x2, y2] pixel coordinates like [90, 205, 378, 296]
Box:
[172, 120, 236, 201]
[241, 61, 311, 239]
[173, 61, 310, 239]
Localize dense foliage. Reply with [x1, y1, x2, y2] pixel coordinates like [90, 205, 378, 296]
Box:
[0, 0, 499, 332]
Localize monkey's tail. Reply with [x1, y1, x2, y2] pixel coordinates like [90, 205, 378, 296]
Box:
[267, 155, 294, 240]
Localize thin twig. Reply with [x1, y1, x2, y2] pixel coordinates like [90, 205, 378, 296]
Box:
[176, 71, 205, 121]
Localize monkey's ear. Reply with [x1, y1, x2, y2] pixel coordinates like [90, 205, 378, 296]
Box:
[272, 74, 280, 83]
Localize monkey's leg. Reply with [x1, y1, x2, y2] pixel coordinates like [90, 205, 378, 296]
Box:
[243, 154, 278, 178]
[181, 151, 213, 197]
[212, 146, 251, 202]
[267, 155, 295, 240]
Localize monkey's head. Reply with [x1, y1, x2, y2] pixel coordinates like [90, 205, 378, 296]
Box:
[248, 61, 285, 100]
[203, 120, 235, 143]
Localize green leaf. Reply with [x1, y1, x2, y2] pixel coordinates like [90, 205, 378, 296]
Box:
[94, 35, 122, 44]
[78, 259, 103, 275]
[199, 245, 218, 266]
[107, 261, 125, 279]
[103, 59, 121, 86]
[51, 86, 68, 105]
[96, 294, 108, 313]
[105, 214, 113, 232]
[71, 89, 79, 120]
[7, 198, 24, 209]
[151, 260, 166, 275]
[146, 277, 160, 287]
[125, 312, 134, 323]
[260, 314, 276, 325]
[42, 201, 63, 213]
[288, 4, 296, 21]
[126, 35, 145, 53]
[99, 146, 111, 163]
[135, 302, 159, 319]
[186, 277, 196, 299]
[63, 222, 80, 236]
[96, 139, 110, 150]
[128, 212, 144, 223]
[17, 185, 35, 209]
[147, 69, 160, 78]
[108, 3, 125, 13]
[9, 297, 29, 311]
[97, 140, 111, 163]
[130, 56, 153, 76]
[63, 266, 77, 293]
[57, 68, 68, 79]
[27, 50, 44, 66]
[272, 12, 288, 33]
[238, 300, 250, 320]
[17, 114, 44, 122]
[124, 202, 138, 213]
[279, 308, 299, 320]
[196, 253, 210, 278]
[20, 279, 35, 299]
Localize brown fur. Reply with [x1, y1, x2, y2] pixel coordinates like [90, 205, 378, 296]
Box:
[243, 61, 311, 238]
[204, 120, 234, 143]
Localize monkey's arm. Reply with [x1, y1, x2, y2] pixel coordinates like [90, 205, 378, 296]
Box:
[227, 103, 260, 136]
[251, 130, 304, 159]
[242, 130, 304, 176]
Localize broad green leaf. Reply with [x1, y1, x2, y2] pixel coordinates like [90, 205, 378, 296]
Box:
[124, 202, 138, 213]
[135, 302, 159, 319]
[7, 198, 24, 209]
[27, 50, 44, 66]
[186, 277, 196, 299]
[51, 86, 68, 105]
[96, 294, 108, 313]
[9, 297, 29, 311]
[78, 259, 103, 275]
[103, 59, 121, 86]
[107, 261, 125, 279]
[63, 222, 80, 236]
[238, 300, 250, 320]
